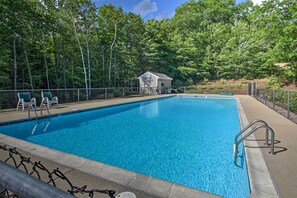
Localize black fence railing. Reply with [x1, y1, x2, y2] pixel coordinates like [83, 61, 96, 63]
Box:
[0, 85, 267, 111]
[177, 84, 248, 95]
[0, 87, 159, 110]
[255, 88, 297, 124]
[0, 145, 116, 198]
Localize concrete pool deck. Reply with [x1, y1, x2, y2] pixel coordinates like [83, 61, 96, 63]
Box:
[0, 94, 296, 197]
[239, 95, 297, 198]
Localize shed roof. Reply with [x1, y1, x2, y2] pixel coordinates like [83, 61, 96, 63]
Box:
[151, 72, 172, 80]
[138, 71, 172, 80]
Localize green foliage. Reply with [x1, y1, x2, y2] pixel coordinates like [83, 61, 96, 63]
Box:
[267, 76, 284, 89]
[290, 95, 297, 113]
[0, 0, 296, 89]
[185, 83, 248, 94]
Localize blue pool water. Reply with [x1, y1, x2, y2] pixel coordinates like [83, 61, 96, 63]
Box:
[0, 96, 250, 197]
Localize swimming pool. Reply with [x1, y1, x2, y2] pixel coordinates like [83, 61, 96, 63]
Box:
[0, 96, 250, 198]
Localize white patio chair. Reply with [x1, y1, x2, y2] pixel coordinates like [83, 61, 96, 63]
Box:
[16, 92, 36, 111]
[41, 91, 58, 109]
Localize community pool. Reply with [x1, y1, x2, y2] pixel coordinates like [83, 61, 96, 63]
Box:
[0, 96, 250, 198]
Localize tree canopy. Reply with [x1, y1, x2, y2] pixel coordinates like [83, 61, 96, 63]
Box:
[0, 0, 296, 90]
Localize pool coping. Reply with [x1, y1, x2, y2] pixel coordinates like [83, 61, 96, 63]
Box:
[0, 95, 221, 198]
[236, 98, 279, 198]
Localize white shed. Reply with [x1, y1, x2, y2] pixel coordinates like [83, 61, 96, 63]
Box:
[138, 71, 173, 94]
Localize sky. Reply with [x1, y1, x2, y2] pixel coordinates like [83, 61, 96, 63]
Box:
[92, 0, 262, 21]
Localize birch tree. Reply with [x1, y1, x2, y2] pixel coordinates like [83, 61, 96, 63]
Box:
[109, 23, 117, 87]
[73, 19, 89, 99]
[24, 45, 34, 90]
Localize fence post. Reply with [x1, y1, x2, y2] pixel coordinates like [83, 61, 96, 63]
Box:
[254, 89, 258, 100]
[183, 87, 186, 93]
[264, 89, 267, 105]
[77, 89, 80, 103]
[273, 89, 275, 110]
[287, 91, 290, 119]
[122, 87, 125, 98]
[105, 88, 107, 99]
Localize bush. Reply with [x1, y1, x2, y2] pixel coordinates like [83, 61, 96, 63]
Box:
[290, 99, 297, 113]
[219, 79, 227, 84]
[290, 92, 297, 113]
[268, 76, 284, 89]
[202, 78, 209, 85]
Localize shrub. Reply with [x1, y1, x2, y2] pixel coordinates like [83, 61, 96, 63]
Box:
[268, 76, 284, 89]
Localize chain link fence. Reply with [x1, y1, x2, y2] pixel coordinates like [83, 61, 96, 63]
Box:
[175, 84, 248, 95]
[0, 87, 159, 110]
[0, 85, 250, 110]
[255, 88, 297, 124]
[0, 145, 116, 198]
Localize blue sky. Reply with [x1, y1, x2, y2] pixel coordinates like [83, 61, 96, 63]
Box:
[92, 0, 249, 21]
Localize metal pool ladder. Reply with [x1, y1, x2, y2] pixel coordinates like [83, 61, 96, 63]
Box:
[28, 104, 39, 119]
[27, 99, 51, 121]
[234, 120, 275, 161]
[40, 98, 51, 120]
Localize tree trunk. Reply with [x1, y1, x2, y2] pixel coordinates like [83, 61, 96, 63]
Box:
[62, 40, 67, 94]
[13, 36, 17, 90]
[71, 60, 75, 102]
[24, 45, 34, 90]
[52, 32, 60, 88]
[113, 52, 117, 87]
[86, 39, 91, 96]
[73, 20, 88, 100]
[71, 60, 74, 88]
[44, 53, 50, 90]
[102, 46, 105, 86]
[42, 34, 50, 89]
[109, 23, 117, 87]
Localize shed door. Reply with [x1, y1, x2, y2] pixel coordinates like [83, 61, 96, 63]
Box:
[161, 82, 165, 94]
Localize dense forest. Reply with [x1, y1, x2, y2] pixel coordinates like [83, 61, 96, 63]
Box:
[0, 0, 296, 91]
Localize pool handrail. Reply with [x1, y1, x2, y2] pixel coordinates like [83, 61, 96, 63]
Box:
[40, 97, 51, 120]
[234, 119, 270, 145]
[28, 104, 39, 119]
[234, 120, 275, 163]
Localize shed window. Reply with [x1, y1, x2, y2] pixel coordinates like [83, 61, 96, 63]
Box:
[161, 83, 165, 86]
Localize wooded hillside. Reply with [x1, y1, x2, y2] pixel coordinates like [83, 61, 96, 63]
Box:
[0, 0, 296, 90]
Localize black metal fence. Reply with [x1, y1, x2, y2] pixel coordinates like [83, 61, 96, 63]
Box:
[0, 87, 158, 110]
[0, 145, 116, 198]
[0, 85, 251, 110]
[177, 84, 248, 95]
[255, 88, 297, 124]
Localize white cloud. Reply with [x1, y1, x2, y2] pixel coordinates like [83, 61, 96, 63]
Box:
[155, 11, 175, 20]
[133, 0, 158, 17]
[251, 0, 263, 5]
[155, 14, 165, 20]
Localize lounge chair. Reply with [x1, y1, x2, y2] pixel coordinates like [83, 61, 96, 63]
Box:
[41, 91, 58, 109]
[16, 92, 36, 111]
